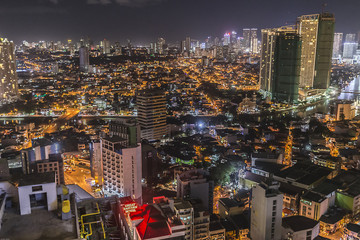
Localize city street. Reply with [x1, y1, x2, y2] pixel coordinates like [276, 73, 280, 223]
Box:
[64, 167, 95, 197]
[320, 230, 343, 240]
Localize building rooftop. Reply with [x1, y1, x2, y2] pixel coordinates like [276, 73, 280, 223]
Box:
[130, 204, 172, 240]
[301, 191, 326, 203]
[32, 138, 53, 147]
[282, 216, 318, 232]
[311, 180, 340, 196]
[319, 207, 348, 225]
[102, 135, 127, 143]
[209, 221, 224, 232]
[173, 199, 193, 210]
[178, 169, 210, 182]
[346, 223, 360, 233]
[219, 198, 243, 209]
[17, 172, 55, 187]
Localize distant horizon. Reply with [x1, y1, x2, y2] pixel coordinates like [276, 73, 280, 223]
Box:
[0, 0, 359, 44]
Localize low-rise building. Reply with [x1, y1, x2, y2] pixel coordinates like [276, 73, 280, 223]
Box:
[282, 215, 320, 240]
[343, 223, 360, 240]
[17, 172, 57, 215]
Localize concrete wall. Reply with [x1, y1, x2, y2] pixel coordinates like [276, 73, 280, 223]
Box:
[282, 223, 319, 240]
[18, 182, 57, 215]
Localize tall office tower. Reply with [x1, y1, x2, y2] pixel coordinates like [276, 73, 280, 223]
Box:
[332, 33, 343, 58]
[157, 37, 165, 54]
[357, 31, 360, 43]
[114, 41, 121, 55]
[180, 40, 186, 53]
[185, 37, 191, 53]
[214, 37, 220, 46]
[243, 28, 251, 50]
[177, 169, 214, 213]
[137, 89, 167, 142]
[79, 46, 90, 72]
[230, 31, 237, 44]
[102, 38, 110, 55]
[101, 133, 142, 203]
[260, 26, 301, 103]
[250, 179, 283, 240]
[343, 33, 358, 59]
[345, 33, 356, 43]
[297, 13, 335, 90]
[223, 32, 231, 46]
[250, 28, 258, 53]
[0, 38, 18, 101]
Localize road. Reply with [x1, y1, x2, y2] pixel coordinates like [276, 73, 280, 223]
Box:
[320, 229, 343, 240]
[44, 109, 80, 133]
[64, 167, 95, 197]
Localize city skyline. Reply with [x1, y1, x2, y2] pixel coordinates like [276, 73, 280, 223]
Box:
[1, 0, 360, 44]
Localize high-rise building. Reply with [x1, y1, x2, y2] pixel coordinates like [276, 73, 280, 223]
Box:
[177, 169, 214, 213]
[343, 33, 358, 59]
[157, 37, 166, 54]
[185, 37, 191, 53]
[0, 38, 18, 102]
[223, 33, 230, 46]
[89, 140, 102, 185]
[250, 179, 283, 240]
[101, 134, 142, 203]
[345, 33, 356, 43]
[102, 38, 110, 55]
[297, 13, 335, 90]
[230, 31, 237, 44]
[243, 28, 251, 50]
[260, 26, 301, 103]
[343, 42, 358, 59]
[137, 89, 167, 142]
[332, 33, 343, 58]
[250, 28, 258, 53]
[79, 46, 89, 72]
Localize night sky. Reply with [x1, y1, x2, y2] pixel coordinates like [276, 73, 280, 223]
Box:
[1, 0, 359, 44]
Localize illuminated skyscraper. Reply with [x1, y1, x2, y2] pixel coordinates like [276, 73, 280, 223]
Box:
[0, 38, 18, 101]
[137, 89, 167, 142]
[79, 46, 90, 72]
[260, 26, 301, 103]
[243, 28, 250, 50]
[343, 33, 358, 59]
[250, 28, 258, 53]
[157, 37, 166, 54]
[223, 32, 230, 46]
[102, 38, 110, 55]
[345, 33, 356, 43]
[332, 33, 343, 58]
[297, 13, 335, 90]
[185, 37, 191, 53]
[230, 31, 237, 44]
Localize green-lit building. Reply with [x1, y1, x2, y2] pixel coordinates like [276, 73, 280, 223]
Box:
[260, 26, 301, 103]
[272, 32, 302, 103]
